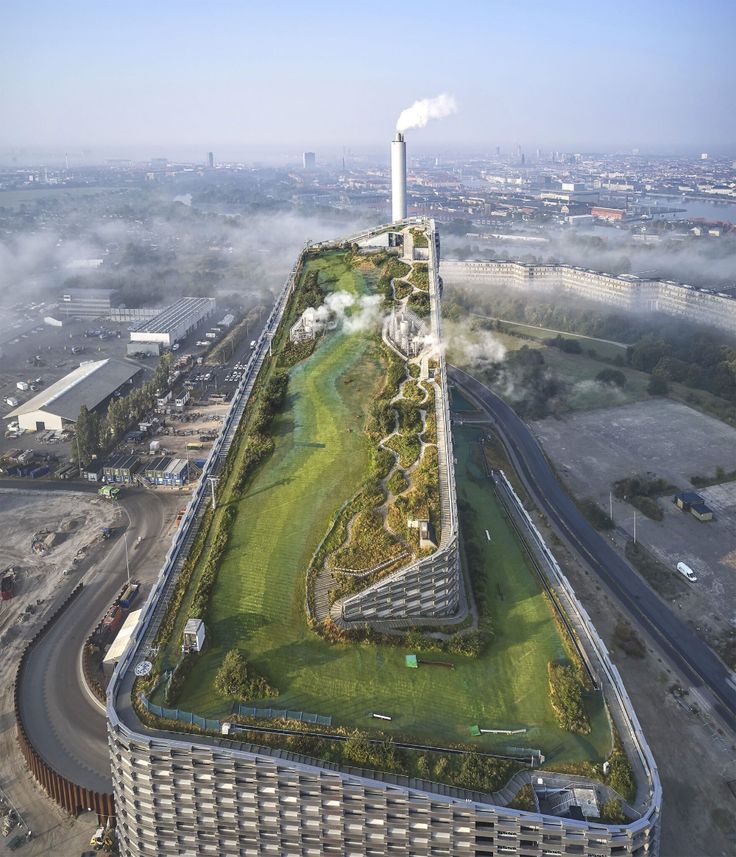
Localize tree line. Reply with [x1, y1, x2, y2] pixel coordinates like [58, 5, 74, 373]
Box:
[449, 288, 736, 402]
[72, 354, 173, 466]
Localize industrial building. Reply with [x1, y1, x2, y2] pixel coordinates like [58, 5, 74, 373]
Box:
[59, 287, 118, 319]
[129, 297, 216, 349]
[5, 358, 140, 432]
[107, 223, 660, 857]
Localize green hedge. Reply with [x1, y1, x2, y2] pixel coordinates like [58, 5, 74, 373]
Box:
[547, 661, 591, 734]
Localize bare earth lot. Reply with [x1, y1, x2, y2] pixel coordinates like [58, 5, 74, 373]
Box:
[532, 399, 736, 643]
[0, 490, 121, 856]
[0, 486, 187, 856]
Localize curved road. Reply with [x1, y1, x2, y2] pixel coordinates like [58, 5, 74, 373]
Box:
[449, 365, 736, 735]
[17, 486, 170, 792]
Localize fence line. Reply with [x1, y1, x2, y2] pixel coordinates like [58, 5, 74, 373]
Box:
[140, 695, 332, 728]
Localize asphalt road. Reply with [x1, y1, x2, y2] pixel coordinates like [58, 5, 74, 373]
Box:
[17, 487, 170, 792]
[449, 365, 736, 735]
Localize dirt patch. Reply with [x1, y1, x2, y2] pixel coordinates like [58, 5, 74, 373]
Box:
[0, 491, 120, 640]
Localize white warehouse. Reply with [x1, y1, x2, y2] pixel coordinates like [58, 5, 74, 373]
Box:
[5, 358, 141, 432]
[129, 297, 216, 348]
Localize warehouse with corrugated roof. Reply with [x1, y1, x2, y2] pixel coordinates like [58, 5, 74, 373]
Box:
[5, 358, 142, 432]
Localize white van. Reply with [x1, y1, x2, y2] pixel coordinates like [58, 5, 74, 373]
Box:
[676, 562, 697, 582]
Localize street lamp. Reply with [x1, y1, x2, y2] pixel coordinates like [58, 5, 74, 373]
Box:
[123, 531, 131, 586]
[207, 476, 219, 510]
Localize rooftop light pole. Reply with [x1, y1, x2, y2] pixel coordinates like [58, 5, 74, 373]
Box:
[208, 476, 219, 510]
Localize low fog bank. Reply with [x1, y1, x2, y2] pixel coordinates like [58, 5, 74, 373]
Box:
[0, 195, 373, 311]
[442, 227, 736, 290]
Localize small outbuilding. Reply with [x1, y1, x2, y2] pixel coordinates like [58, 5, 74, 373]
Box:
[690, 502, 713, 522]
[674, 491, 713, 522]
[183, 618, 205, 653]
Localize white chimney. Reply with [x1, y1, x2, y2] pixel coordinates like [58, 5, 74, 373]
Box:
[391, 132, 407, 222]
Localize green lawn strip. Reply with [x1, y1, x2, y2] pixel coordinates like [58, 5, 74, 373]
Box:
[489, 319, 627, 360]
[176, 406, 610, 763]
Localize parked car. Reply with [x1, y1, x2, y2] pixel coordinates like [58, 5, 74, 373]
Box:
[676, 561, 697, 582]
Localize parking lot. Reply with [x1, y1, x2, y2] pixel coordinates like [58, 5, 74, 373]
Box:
[532, 398, 736, 656]
[0, 300, 264, 492]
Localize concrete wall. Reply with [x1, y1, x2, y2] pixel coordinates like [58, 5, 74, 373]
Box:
[106, 221, 660, 857]
[109, 724, 658, 857]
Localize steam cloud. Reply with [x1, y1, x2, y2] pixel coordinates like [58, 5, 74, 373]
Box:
[443, 320, 507, 369]
[313, 291, 384, 334]
[396, 94, 458, 132]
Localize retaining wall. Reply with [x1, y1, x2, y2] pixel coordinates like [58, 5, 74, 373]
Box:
[14, 582, 115, 825]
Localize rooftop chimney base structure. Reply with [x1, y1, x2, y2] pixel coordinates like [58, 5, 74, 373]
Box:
[391, 132, 407, 223]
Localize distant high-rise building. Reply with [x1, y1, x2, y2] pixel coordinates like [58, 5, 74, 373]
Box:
[700, 152, 709, 160]
[495, 145, 501, 156]
[521, 153, 526, 166]
[207, 151, 214, 169]
[303, 151, 316, 169]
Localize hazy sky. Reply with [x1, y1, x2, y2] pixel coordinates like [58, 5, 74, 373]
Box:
[2, 0, 735, 155]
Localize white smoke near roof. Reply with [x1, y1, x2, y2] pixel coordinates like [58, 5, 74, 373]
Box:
[396, 94, 458, 132]
[313, 290, 384, 334]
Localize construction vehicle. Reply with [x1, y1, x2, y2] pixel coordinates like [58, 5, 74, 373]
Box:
[90, 823, 115, 850]
[102, 527, 112, 540]
[98, 485, 120, 500]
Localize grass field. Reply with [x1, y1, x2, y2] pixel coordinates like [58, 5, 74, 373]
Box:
[170, 262, 610, 762]
[471, 315, 628, 361]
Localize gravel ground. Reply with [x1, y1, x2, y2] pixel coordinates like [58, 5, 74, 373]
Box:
[532, 398, 736, 660]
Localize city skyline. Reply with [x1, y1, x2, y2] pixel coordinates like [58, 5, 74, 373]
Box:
[1, 0, 735, 152]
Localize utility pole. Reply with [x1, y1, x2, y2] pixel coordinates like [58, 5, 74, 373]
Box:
[609, 491, 613, 523]
[633, 510, 637, 544]
[123, 531, 131, 586]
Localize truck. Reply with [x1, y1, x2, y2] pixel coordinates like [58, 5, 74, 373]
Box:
[16, 381, 29, 391]
[99, 485, 120, 500]
[119, 581, 140, 609]
[4, 396, 19, 407]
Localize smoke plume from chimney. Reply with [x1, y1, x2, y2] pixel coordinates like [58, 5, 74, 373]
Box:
[396, 94, 458, 132]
